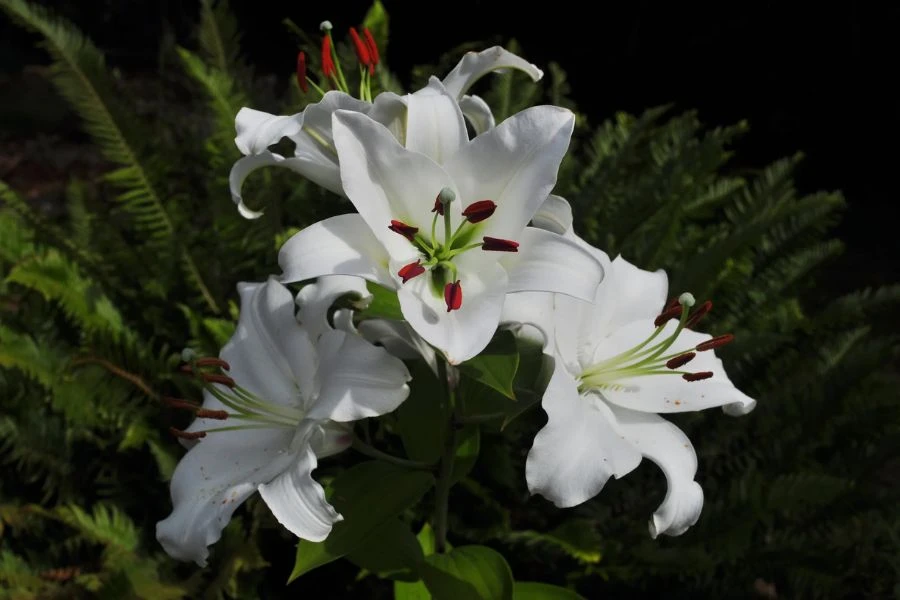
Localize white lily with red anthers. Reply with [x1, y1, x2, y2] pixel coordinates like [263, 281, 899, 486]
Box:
[277, 103, 604, 365]
[230, 46, 544, 217]
[503, 196, 757, 537]
[156, 278, 410, 566]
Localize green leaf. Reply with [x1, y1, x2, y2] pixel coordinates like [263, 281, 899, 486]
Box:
[513, 582, 586, 599]
[449, 425, 479, 484]
[422, 545, 514, 600]
[394, 579, 431, 600]
[289, 461, 434, 581]
[458, 330, 519, 399]
[346, 518, 423, 581]
[362, 282, 404, 321]
[362, 0, 389, 54]
[398, 362, 447, 463]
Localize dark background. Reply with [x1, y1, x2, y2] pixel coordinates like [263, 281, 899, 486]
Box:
[2, 1, 897, 290]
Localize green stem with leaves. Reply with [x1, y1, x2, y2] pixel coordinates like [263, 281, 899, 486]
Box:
[434, 359, 459, 553]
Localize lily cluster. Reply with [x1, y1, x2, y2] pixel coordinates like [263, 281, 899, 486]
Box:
[158, 38, 756, 567]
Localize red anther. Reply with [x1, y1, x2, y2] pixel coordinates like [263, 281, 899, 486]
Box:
[696, 334, 734, 352]
[202, 373, 236, 388]
[388, 219, 419, 241]
[348, 27, 371, 68]
[432, 194, 444, 216]
[686, 300, 713, 329]
[162, 396, 200, 411]
[462, 200, 497, 223]
[363, 28, 380, 66]
[195, 357, 231, 371]
[196, 408, 229, 420]
[179, 364, 194, 374]
[321, 35, 335, 79]
[665, 352, 696, 369]
[682, 371, 714, 382]
[398, 260, 426, 284]
[169, 427, 207, 440]
[654, 305, 683, 327]
[664, 296, 680, 311]
[481, 236, 520, 252]
[296, 51, 309, 93]
[444, 280, 462, 312]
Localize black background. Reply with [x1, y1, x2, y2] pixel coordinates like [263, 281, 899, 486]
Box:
[2, 1, 897, 290]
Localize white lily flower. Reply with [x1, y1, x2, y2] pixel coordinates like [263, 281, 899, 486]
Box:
[277, 105, 604, 365]
[229, 46, 543, 217]
[504, 196, 756, 537]
[156, 278, 410, 566]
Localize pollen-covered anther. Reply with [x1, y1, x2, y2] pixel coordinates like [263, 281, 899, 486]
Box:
[321, 35, 335, 79]
[654, 304, 683, 327]
[388, 219, 419, 241]
[398, 260, 426, 284]
[666, 352, 696, 369]
[348, 27, 371, 67]
[696, 334, 734, 352]
[481, 236, 519, 252]
[462, 200, 497, 223]
[201, 373, 236, 388]
[363, 27, 379, 73]
[686, 300, 713, 329]
[444, 280, 462, 312]
[682, 371, 714, 382]
[196, 408, 229, 420]
[296, 51, 309, 93]
[169, 427, 207, 440]
[195, 357, 231, 370]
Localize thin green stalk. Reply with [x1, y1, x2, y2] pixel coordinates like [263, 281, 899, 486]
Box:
[434, 359, 458, 553]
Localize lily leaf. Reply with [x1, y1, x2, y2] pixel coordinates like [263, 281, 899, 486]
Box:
[458, 330, 519, 399]
[422, 545, 514, 600]
[513, 582, 586, 599]
[289, 461, 433, 581]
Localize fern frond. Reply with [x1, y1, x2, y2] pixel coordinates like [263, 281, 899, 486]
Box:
[0, 0, 219, 314]
[197, 0, 243, 74]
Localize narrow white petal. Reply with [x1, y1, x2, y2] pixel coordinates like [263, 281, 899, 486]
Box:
[591, 255, 669, 335]
[606, 405, 705, 537]
[526, 362, 641, 508]
[531, 194, 574, 236]
[458, 94, 496, 135]
[279, 214, 395, 288]
[503, 228, 605, 301]
[259, 436, 342, 542]
[397, 261, 508, 365]
[234, 107, 303, 156]
[333, 110, 457, 254]
[443, 106, 575, 241]
[222, 279, 318, 406]
[296, 275, 372, 342]
[307, 329, 411, 422]
[357, 319, 439, 373]
[156, 429, 295, 566]
[441, 46, 544, 99]
[405, 78, 468, 164]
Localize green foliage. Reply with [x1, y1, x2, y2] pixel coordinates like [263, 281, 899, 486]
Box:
[0, 1, 896, 598]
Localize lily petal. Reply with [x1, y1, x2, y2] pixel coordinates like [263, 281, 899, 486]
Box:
[221, 279, 319, 407]
[229, 152, 304, 219]
[441, 46, 543, 99]
[234, 107, 303, 156]
[531, 194, 574, 236]
[397, 261, 508, 364]
[591, 255, 668, 336]
[405, 78, 468, 164]
[279, 214, 395, 288]
[156, 428, 295, 566]
[332, 110, 456, 255]
[357, 319, 439, 373]
[503, 227, 605, 301]
[593, 321, 757, 414]
[443, 106, 575, 240]
[296, 275, 373, 342]
[526, 361, 641, 508]
[307, 329, 411, 422]
[258, 430, 342, 542]
[458, 94, 495, 135]
[606, 404, 704, 537]
[311, 422, 354, 459]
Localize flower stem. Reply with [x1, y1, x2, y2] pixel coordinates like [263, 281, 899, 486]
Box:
[434, 359, 458, 553]
[351, 435, 433, 470]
